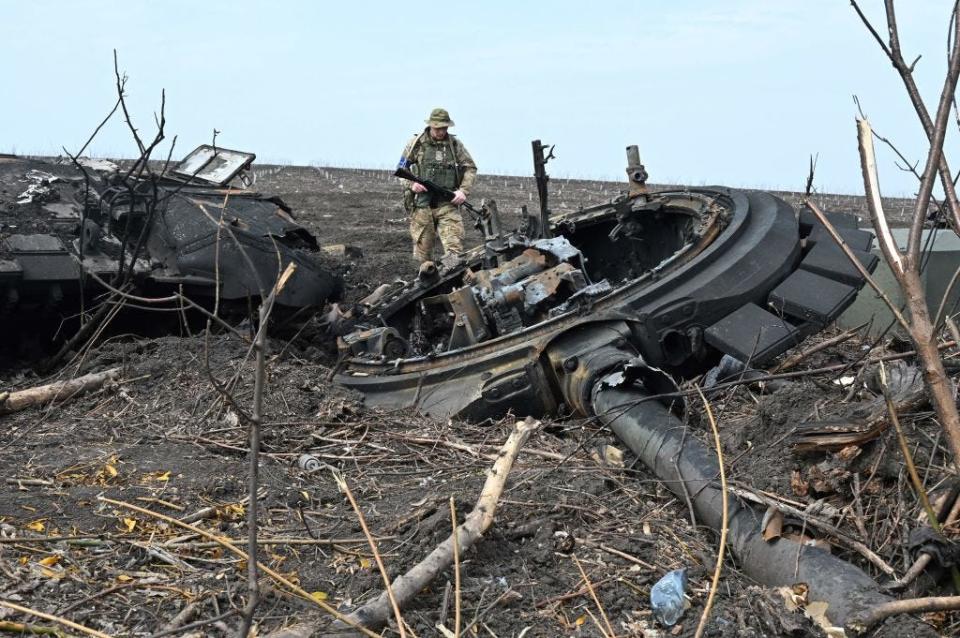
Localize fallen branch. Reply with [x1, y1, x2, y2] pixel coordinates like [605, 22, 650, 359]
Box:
[266, 418, 540, 638]
[338, 417, 539, 631]
[850, 595, 960, 633]
[694, 388, 728, 638]
[333, 474, 407, 638]
[98, 497, 380, 638]
[0, 368, 122, 415]
[0, 600, 111, 638]
[727, 484, 898, 577]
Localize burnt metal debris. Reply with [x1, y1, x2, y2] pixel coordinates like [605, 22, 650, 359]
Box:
[336, 142, 878, 420]
[0, 147, 343, 349]
[337, 143, 897, 628]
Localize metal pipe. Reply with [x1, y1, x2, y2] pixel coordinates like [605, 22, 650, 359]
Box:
[586, 368, 932, 633]
[625, 145, 649, 196]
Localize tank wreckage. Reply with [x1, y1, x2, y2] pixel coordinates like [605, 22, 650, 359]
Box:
[336, 143, 895, 628]
[0, 146, 343, 347]
[336, 141, 879, 421]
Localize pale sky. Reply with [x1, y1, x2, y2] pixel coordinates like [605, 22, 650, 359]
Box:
[2, 1, 958, 196]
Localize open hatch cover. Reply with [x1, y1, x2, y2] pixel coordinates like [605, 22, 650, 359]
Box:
[172, 145, 255, 186]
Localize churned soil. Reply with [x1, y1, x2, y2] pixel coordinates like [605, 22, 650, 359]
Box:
[0, 164, 954, 637]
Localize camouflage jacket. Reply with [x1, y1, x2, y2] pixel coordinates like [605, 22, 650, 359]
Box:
[399, 129, 477, 200]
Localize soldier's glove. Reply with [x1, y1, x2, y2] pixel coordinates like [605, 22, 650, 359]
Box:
[451, 189, 467, 205]
[411, 182, 428, 194]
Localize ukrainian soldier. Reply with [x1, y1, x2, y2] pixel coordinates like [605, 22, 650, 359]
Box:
[398, 108, 477, 266]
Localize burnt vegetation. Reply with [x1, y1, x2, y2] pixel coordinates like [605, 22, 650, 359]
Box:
[5, 5, 960, 637]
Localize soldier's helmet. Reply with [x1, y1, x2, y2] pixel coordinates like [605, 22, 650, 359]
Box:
[425, 108, 455, 128]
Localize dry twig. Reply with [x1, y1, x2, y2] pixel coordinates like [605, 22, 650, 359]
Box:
[0, 368, 122, 415]
[851, 594, 960, 633]
[572, 555, 615, 638]
[97, 497, 380, 638]
[333, 473, 407, 638]
[320, 418, 541, 635]
[0, 600, 111, 638]
[449, 497, 461, 638]
[694, 388, 727, 638]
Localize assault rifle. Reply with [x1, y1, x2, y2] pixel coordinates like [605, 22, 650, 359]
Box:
[394, 166, 484, 219]
[395, 165, 504, 267]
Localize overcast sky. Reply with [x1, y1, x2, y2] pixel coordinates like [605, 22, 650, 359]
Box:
[2, 1, 958, 195]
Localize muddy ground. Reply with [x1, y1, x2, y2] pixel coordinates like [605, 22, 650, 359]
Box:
[0, 165, 957, 637]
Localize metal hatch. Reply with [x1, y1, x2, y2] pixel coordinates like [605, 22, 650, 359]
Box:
[172, 145, 255, 186]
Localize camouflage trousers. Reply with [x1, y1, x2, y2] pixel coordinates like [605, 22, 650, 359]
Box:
[409, 204, 464, 263]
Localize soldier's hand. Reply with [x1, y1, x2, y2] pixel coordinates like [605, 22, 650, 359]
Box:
[451, 189, 467, 205]
[411, 183, 428, 194]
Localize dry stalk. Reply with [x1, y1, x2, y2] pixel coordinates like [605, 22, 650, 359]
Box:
[843, 1, 960, 470]
[694, 387, 727, 638]
[851, 595, 960, 633]
[319, 417, 541, 635]
[449, 497, 461, 638]
[880, 362, 960, 592]
[98, 497, 380, 638]
[333, 473, 407, 638]
[0, 599, 111, 638]
[572, 555, 615, 637]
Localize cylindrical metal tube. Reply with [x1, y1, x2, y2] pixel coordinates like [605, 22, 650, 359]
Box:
[625, 144, 648, 195]
[588, 374, 929, 633]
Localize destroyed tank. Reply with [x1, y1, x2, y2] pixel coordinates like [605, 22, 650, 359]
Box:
[335, 142, 879, 420]
[0, 146, 343, 350]
[337, 144, 918, 631]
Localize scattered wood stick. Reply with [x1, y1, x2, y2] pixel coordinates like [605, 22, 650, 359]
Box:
[150, 609, 238, 638]
[850, 595, 960, 633]
[157, 600, 201, 635]
[694, 388, 728, 638]
[771, 324, 866, 373]
[3, 478, 54, 487]
[58, 580, 164, 615]
[98, 497, 381, 638]
[326, 418, 540, 635]
[727, 484, 898, 577]
[534, 577, 619, 609]
[0, 620, 63, 636]
[166, 536, 390, 548]
[572, 555, 614, 638]
[333, 473, 407, 638]
[595, 542, 658, 572]
[0, 368, 122, 415]
[449, 497, 461, 638]
[385, 433, 568, 462]
[0, 535, 107, 545]
[0, 599, 111, 638]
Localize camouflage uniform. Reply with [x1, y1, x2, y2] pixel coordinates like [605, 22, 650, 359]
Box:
[399, 112, 477, 263]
